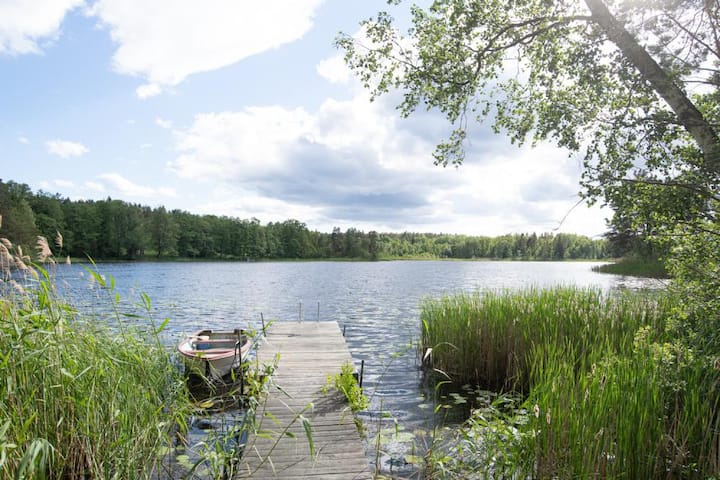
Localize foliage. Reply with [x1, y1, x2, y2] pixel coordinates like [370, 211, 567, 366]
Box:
[337, 0, 720, 351]
[420, 287, 670, 390]
[422, 288, 720, 478]
[427, 395, 533, 479]
[665, 225, 720, 351]
[0, 180, 39, 250]
[0, 239, 192, 479]
[520, 339, 720, 479]
[336, 0, 719, 177]
[324, 362, 369, 413]
[0, 179, 608, 262]
[183, 355, 278, 480]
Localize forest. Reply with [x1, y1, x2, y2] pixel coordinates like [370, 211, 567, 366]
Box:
[0, 179, 608, 261]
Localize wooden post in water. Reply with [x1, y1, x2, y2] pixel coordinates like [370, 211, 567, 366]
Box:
[359, 359, 365, 389]
[317, 301, 320, 321]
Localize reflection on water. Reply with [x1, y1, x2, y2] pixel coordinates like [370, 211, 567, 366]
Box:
[51, 260, 661, 476]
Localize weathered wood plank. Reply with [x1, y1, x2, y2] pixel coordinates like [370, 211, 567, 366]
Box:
[238, 322, 370, 479]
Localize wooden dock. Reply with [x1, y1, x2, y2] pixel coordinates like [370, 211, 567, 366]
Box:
[238, 321, 372, 479]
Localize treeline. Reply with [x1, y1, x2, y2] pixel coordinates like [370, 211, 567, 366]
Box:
[0, 179, 608, 261]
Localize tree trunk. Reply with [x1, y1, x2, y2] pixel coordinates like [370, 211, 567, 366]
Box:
[584, 0, 720, 171]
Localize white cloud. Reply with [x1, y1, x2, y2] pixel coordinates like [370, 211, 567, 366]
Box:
[17, 136, 29, 144]
[316, 55, 350, 84]
[37, 179, 74, 192]
[84, 181, 105, 192]
[136, 83, 162, 99]
[167, 89, 609, 236]
[54, 179, 75, 188]
[97, 172, 177, 199]
[46, 139, 89, 158]
[89, 0, 324, 97]
[194, 188, 324, 224]
[169, 106, 316, 180]
[155, 117, 172, 129]
[0, 0, 82, 55]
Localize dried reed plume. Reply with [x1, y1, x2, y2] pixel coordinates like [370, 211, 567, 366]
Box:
[0, 237, 30, 275]
[13, 244, 30, 271]
[0, 241, 12, 274]
[36, 236, 53, 263]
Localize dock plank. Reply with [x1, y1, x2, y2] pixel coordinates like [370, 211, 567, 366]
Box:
[238, 322, 371, 479]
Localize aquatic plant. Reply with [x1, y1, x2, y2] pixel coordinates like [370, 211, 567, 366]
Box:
[421, 287, 720, 478]
[323, 362, 369, 413]
[0, 236, 192, 478]
[421, 287, 667, 391]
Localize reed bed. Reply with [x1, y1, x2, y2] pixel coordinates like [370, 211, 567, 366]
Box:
[422, 287, 720, 478]
[0, 241, 190, 478]
[525, 341, 720, 478]
[420, 287, 667, 391]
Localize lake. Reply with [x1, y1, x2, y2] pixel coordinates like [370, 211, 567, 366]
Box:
[51, 260, 663, 475]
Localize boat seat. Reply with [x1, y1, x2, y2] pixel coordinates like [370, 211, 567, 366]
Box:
[193, 339, 240, 350]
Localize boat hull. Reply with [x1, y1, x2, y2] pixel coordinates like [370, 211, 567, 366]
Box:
[177, 328, 250, 381]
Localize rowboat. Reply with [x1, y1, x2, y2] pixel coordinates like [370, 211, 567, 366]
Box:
[177, 328, 251, 381]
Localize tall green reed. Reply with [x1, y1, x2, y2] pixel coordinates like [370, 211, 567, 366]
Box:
[420, 287, 668, 391]
[523, 338, 720, 478]
[421, 286, 720, 478]
[0, 237, 191, 479]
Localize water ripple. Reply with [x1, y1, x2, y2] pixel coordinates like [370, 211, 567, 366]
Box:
[51, 260, 657, 475]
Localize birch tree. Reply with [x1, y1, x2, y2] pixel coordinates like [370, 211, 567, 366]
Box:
[338, 0, 720, 345]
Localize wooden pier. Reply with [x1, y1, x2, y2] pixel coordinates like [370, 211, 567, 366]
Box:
[238, 321, 371, 479]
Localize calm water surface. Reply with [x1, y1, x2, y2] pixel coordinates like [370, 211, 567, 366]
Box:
[52, 260, 663, 475]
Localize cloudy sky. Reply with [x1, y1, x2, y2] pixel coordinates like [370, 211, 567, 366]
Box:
[0, 0, 610, 237]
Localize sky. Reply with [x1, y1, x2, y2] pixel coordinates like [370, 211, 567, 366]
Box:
[0, 0, 611, 237]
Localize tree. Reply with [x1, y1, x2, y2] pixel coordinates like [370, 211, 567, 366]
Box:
[344, 228, 364, 258]
[338, 0, 720, 344]
[338, 0, 718, 167]
[0, 180, 39, 251]
[330, 227, 344, 257]
[150, 206, 179, 258]
[62, 200, 101, 258]
[368, 230, 380, 260]
[29, 191, 65, 255]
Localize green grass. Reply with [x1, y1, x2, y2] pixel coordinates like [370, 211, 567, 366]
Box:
[421, 287, 720, 478]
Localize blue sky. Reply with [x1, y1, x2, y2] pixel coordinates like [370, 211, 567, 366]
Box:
[0, 0, 610, 237]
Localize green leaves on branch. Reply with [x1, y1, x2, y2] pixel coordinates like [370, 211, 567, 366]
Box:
[338, 0, 720, 349]
[337, 0, 720, 221]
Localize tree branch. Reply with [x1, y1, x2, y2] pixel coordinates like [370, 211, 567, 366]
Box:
[584, 0, 720, 170]
[620, 177, 720, 202]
